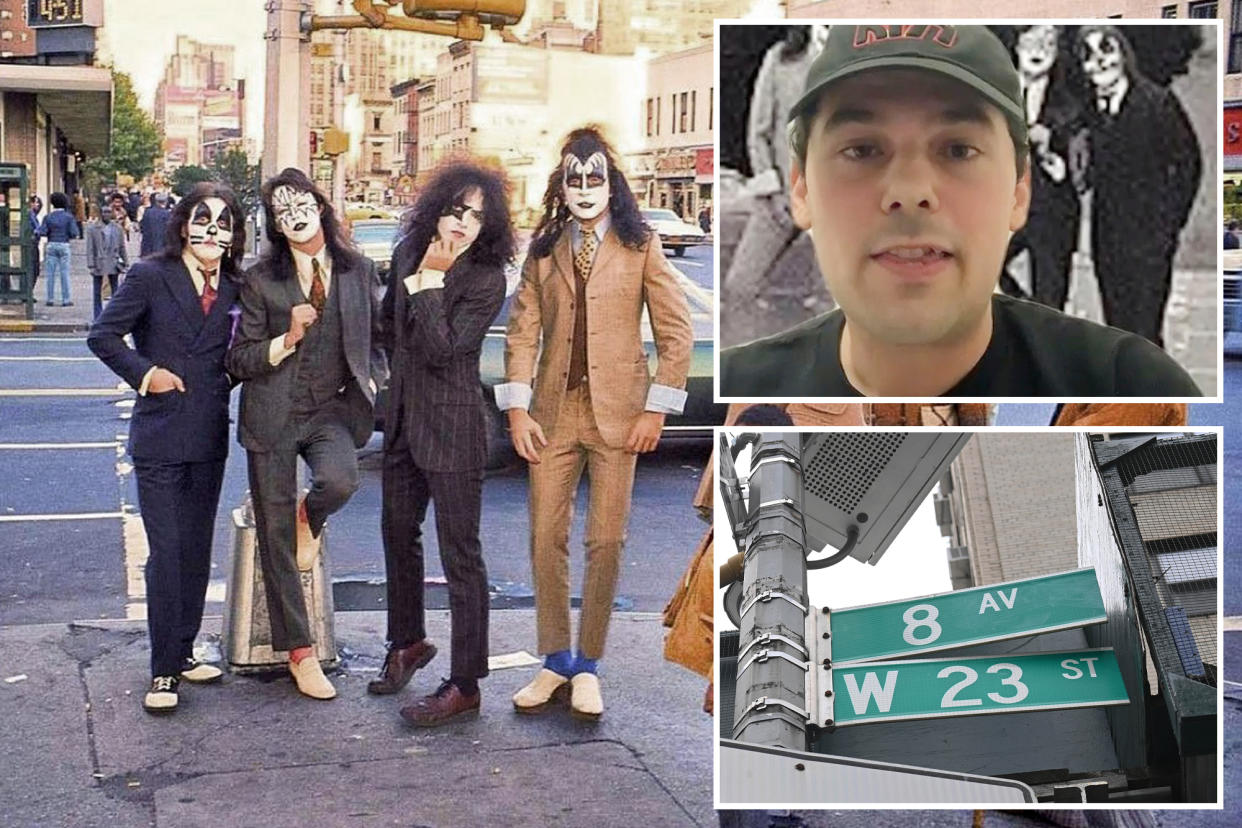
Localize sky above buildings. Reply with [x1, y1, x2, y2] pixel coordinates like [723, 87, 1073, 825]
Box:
[99, 0, 267, 146]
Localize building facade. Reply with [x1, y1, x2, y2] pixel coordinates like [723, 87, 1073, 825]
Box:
[633, 42, 713, 221]
[153, 36, 244, 168]
[0, 0, 110, 201]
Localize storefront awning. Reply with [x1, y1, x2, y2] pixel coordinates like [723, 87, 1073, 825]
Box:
[0, 64, 113, 157]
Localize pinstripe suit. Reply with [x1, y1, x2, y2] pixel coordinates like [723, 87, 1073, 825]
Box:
[378, 242, 505, 678]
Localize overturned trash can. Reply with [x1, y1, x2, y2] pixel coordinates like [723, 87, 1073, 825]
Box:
[222, 492, 339, 674]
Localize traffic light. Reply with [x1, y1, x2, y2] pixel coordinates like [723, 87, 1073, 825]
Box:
[402, 0, 525, 26]
[309, 129, 320, 156]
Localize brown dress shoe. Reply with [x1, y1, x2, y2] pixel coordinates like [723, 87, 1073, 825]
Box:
[367, 640, 437, 695]
[400, 680, 480, 727]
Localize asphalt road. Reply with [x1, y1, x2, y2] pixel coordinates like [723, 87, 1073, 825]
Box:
[0, 332, 712, 627]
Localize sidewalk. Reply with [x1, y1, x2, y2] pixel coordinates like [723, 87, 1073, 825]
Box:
[0, 610, 714, 828]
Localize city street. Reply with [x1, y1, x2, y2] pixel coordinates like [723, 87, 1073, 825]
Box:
[0, 324, 716, 826]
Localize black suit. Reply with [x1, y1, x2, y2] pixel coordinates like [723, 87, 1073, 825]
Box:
[378, 242, 505, 679]
[1004, 71, 1083, 311]
[1088, 75, 1201, 346]
[139, 206, 172, 258]
[87, 255, 238, 676]
[225, 252, 386, 651]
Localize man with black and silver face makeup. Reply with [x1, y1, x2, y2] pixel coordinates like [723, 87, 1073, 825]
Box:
[1075, 24, 1201, 347]
[226, 168, 387, 701]
[498, 126, 693, 720]
[88, 182, 247, 715]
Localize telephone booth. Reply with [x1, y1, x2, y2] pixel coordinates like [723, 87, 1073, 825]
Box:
[0, 163, 33, 319]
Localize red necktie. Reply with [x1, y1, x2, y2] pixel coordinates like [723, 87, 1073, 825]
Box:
[199, 269, 217, 315]
[309, 258, 326, 315]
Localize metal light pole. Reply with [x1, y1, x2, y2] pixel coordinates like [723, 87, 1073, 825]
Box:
[731, 433, 811, 751]
[263, 0, 313, 180]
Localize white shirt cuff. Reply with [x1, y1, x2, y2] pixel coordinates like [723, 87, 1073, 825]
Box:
[494, 381, 532, 411]
[269, 336, 296, 366]
[138, 366, 157, 396]
[645, 383, 687, 415]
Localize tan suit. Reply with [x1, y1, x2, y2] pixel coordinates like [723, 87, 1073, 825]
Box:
[501, 226, 693, 658]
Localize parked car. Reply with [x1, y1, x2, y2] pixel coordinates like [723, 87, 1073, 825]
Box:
[345, 203, 393, 221]
[640, 208, 710, 257]
[375, 258, 724, 468]
[1225, 249, 1242, 342]
[351, 219, 401, 280]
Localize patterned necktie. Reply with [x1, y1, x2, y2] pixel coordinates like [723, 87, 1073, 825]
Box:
[574, 228, 598, 281]
[309, 257, 326, 315]
[199, 268, 217, 315]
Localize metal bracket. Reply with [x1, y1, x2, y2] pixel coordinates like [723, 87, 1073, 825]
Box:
[735, 695, 809, 726]
[740, 588, 807, 619]
[737, 631, 808, 662]
[743, 528, 804, 557]
[756, 498, 797, 511]
[751, 455, 802, 474]
[808, 606, 834, 727]
[737, 648, 808, 678]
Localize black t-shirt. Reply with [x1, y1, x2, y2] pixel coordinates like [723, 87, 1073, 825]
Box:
[720, 294, 1203, 397]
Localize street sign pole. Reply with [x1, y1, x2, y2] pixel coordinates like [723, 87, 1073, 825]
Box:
[732, 433, 811, 750]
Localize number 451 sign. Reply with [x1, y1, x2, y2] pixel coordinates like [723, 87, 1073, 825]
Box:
[831, 648, 1129, 726]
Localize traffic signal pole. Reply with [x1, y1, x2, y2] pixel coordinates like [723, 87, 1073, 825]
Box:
[263, 0, 313, 180]
[731, 433, 812, 751]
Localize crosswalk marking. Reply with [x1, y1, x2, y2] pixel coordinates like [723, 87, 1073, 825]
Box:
[0, 512, 125, 522]
[0, 389, 130, 397]
[0, 442, 121, 450]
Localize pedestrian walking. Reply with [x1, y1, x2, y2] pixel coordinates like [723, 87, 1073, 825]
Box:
[85, 202, 129, 321]
[36, 191, 80, 306]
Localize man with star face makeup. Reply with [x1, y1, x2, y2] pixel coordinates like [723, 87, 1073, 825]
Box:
[226, 168, 386, 701]
[88, 183, 246, 714]
[498, 126, 693, 719]
[1075, 25, 1201, 347]
[720, 24, 1201, 398]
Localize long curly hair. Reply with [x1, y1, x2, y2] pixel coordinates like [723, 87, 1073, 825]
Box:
[528, 125, 649, 259]
[395, 157, 516, 272]
[259, 167, 361, 281]
[158, 181, 247, 283]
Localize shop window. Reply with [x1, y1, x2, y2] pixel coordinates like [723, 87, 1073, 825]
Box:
[1188, 1, 1217, 18]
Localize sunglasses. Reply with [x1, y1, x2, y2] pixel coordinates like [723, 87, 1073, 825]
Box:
[443, 202, 484, 224]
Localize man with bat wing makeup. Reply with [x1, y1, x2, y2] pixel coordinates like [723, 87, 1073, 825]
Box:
[226, 169, 386, 701]
[497, 126, 693, 719]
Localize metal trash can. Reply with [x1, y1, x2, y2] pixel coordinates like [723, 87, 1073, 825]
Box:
[222, 492, 339, 674]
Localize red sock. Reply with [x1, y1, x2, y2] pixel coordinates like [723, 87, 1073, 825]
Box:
[290, 646, 312, 664]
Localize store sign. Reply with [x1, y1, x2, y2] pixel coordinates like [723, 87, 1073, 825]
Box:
[27, 0, 102, 28]
[656, 150, 696, 177]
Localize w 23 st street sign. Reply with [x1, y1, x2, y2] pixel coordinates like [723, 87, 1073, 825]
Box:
[831, 648, 1129, 727]
[831, 568, 1107, 665]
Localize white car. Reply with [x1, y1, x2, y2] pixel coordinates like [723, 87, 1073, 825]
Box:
[351, 219, 401, 278]
[640, 208, 709, 257]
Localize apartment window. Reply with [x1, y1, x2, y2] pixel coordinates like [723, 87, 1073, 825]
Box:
[1232, 1, 1242, 73]
[690, 89, 696, 132]
[373, 114, 381, 130]
[1188, 1, 1217, 18]
[679, 91, 688, 133]
[709, 87, 713, 130]
[372, 151, 384, 171]
[670, 94, 678, 134]
[645, 98, 654, 137]
[656, 96, 660, 136]
[1162, 5, 1177, 17]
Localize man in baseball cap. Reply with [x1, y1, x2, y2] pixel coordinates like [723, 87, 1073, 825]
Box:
[720, 24, 1200, 398]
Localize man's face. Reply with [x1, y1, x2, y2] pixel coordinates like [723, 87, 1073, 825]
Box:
[1081, 30, 1125, 91]
[185, 196, 234, 264]
[561, 151, 610, 222]
[436, 187, 485, 248]
[271, 184, 322, 244]
[110, 204, 126, 223]
[790, 70, 1030, 347]
[1016, 25, 1058, 78]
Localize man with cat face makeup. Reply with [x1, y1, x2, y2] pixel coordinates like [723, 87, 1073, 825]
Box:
[498, 126, 693, 719]
[88, 183, 246, 714]
[1076, 25, 1201, 347]
[226, 168, 386, 701]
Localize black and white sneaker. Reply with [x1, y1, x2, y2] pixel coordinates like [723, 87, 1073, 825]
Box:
[143, 675, 180, 714]
[180, 659, 223, 684]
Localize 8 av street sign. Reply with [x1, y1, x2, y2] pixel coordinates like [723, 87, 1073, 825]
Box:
[831, 568, 1108, 665]
[831, 648, 1129, 727]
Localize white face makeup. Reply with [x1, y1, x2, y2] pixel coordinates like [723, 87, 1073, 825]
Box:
[1016, 25, 1058, 78]
[1081, 30, 1125, 92]
[271, 184, 323, 244]
[436, 187, 485, 248]
[561, 151, 610, 222]
[186, 197, 234, 264]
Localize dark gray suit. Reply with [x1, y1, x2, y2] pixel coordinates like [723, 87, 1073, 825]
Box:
[226, 252, 386, 650]
[379, 245, 505, 679]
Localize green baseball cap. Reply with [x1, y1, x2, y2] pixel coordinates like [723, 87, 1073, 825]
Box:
[788, 24, 1026, 144]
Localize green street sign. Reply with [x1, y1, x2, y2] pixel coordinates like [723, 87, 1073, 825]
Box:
[831, 568, 1107, 665]
[831, 648, 1129, 727]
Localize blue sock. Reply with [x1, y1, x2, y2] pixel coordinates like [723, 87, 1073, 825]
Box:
[573, 652, 597, 675]
[544, 649, 575, 677]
